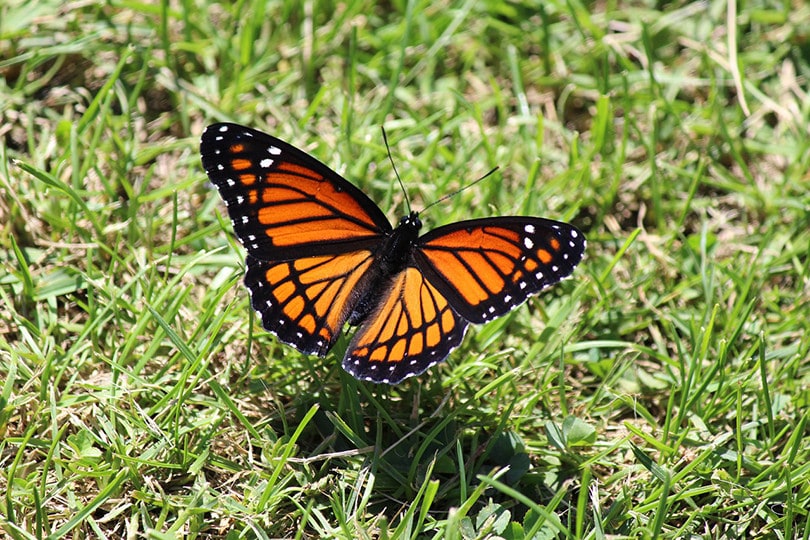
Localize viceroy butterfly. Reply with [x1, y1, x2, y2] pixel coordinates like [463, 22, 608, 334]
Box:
[201, 123, 585, 384]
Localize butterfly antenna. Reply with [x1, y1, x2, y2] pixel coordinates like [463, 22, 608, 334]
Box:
[382, 126, 412, 213]
[421, 166, 500, 214]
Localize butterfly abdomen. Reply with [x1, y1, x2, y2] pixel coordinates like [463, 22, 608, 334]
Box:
[346, 212, 423, 326]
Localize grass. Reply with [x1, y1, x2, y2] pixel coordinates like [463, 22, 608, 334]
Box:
[1, 0, 809, 537]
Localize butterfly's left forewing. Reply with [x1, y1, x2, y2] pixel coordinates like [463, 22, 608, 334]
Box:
[201, 123, 394, 355]
[201, 123, 392, 260]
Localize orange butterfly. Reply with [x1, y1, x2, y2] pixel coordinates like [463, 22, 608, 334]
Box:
[201, 123, 585, 384]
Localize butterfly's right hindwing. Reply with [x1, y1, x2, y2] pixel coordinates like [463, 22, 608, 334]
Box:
[343, 267, 469, 383]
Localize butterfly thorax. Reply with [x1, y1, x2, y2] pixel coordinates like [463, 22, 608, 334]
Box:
[380, 212, 422, 271]
[347, 212, 422, 326]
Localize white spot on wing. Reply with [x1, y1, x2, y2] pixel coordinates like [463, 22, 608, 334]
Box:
[260, 158, 273, 168]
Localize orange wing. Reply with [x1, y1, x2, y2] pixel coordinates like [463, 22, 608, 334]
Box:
[343, 218, 585, 383]
[201, 123, 392, 260]
[414, 217, 586, 323]
[245, 252, 376, 355]
[201, 123, 393, 355]
[343, 267, 469, 384]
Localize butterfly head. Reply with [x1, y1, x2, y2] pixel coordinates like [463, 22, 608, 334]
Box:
[398, 211, 422, 232]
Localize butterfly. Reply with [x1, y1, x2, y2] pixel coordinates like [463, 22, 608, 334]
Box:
[200, 123, 586, 384]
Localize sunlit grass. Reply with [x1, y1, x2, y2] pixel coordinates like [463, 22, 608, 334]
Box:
[1, 0, 809, 537]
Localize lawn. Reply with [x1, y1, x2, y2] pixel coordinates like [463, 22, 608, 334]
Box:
[1, 0, 809, 538]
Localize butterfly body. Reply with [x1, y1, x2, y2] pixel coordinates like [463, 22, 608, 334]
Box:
[201, 123, 585, 384]
[346, 212, 422, 326]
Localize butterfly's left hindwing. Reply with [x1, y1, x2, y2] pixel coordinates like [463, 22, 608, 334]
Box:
[245, 252, 376, 355]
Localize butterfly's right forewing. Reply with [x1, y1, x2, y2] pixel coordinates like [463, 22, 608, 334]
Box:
[414, 217, 586, 323]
